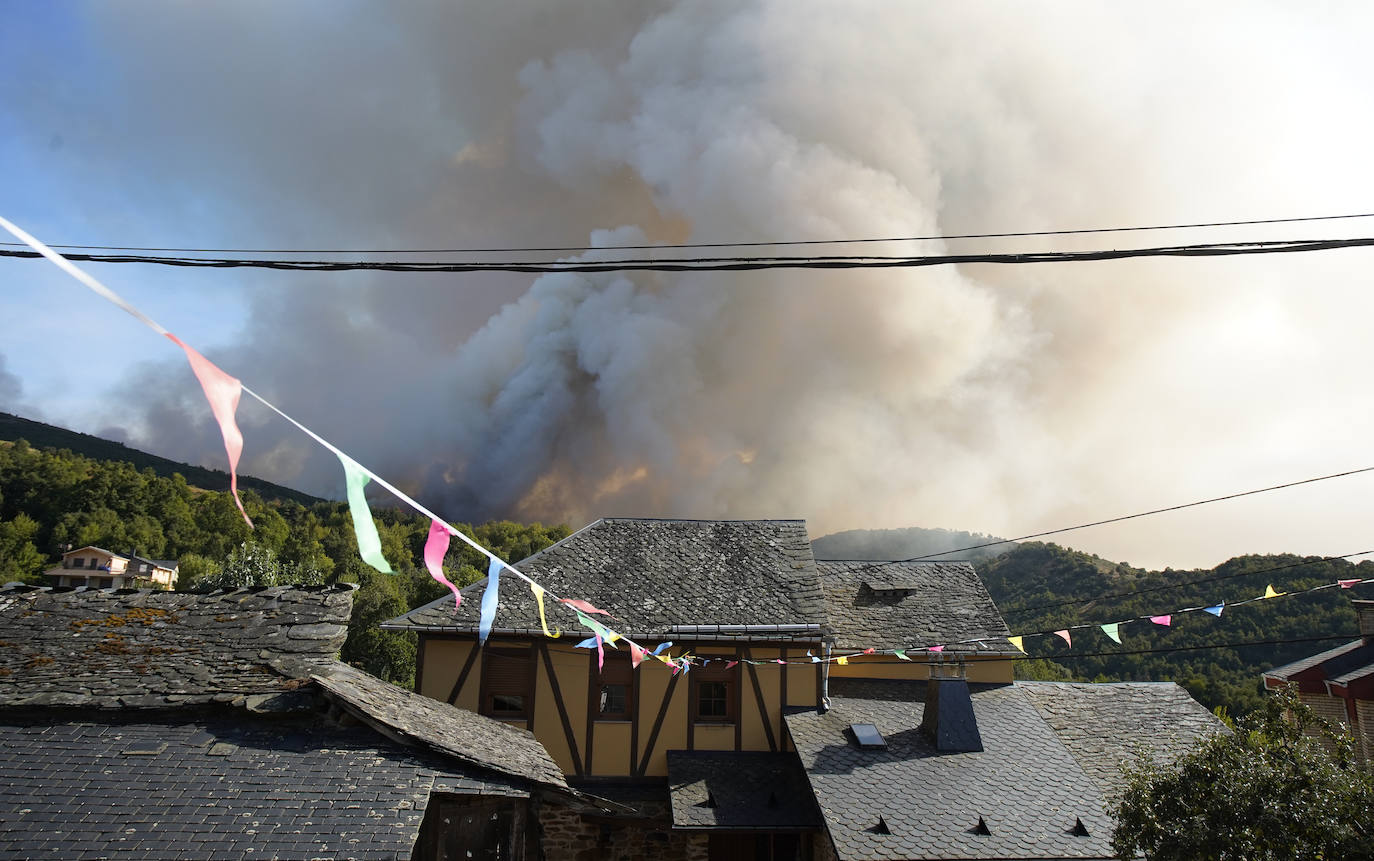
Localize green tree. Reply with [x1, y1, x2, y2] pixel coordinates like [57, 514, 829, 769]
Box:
[0, 514, 47, 583]
[187, 540, 328, 591]
[340, 565, 416, 686]
[1112, 687, 1374, 860]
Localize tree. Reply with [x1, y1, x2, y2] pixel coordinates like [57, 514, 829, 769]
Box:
[0, 514, 46, 583]
[186, 540, 327, 591]
[1112, 686, 1374, 860]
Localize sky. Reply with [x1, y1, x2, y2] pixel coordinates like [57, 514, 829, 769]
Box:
[4, 1, 1374, 570]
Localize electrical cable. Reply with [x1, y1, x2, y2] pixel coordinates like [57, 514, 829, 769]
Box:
[1021, 634, 1355, 662]
[4, 210, 1372, 255]
[860, 466, 1374, 572]
[1001, 550, 1374, 617]
[2, 236, 1374, 273]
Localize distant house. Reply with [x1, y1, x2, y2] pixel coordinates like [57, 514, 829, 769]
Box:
[384, 518, 1224, 861]
[0, 582, 609, 860]
[1263, 598, 1374, 765]
[43, 545, 178, 589]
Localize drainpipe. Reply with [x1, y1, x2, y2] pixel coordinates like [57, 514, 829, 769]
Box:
[820, 641, 833, 712]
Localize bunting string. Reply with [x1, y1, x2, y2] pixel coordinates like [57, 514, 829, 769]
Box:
[4, 214, 1372, 673]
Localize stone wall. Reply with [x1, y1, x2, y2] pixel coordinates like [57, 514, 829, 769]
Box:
[538, 799, 707, 861]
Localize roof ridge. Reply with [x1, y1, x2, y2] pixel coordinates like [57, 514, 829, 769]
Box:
[599, 516, 808, 524]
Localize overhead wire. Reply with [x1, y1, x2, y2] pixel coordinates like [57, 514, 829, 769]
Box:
[3, 210, 1373, 255]
[2, 236, 1374, 272]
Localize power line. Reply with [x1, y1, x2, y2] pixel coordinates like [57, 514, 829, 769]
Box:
[1002, 550, 1374, 617]
[870, 465, 1374, 569]
[3, 211, 1372, 255]
[1026, 634, 1355, 661]
[2, 236, 1374, 273]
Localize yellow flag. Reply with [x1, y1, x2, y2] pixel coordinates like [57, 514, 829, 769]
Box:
[1262, 584, 1285, 599]
[835, 655, 849, 665]
[530, 583, 561, 638]
[1008, 636, 1025, 653]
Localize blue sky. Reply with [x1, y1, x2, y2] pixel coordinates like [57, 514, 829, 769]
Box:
[5, 2, 1374, 569]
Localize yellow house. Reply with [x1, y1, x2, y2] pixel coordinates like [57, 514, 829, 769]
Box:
[383, 518, 1035, 860]
[43, 545, 178, 590]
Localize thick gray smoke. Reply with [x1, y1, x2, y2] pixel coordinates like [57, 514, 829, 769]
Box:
[31, 1, 1374, 567]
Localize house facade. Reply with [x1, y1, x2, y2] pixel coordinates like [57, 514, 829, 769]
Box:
[1263, 598, 1374, 765]
[43, 545, 178, 589]
[386, 518, 1223, 861]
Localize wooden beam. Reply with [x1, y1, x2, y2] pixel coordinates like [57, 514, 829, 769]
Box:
[584, 648, 597, 775]
[744, 647, 778, 752]
[538, 642, 583, 776]
[636, 670, 681, 777]
[526, 640, 538, 733]
[734, 645, 743, 751]
[630, 661, 641, 772]
[414, 634, 427, 694]
[779, 646, 788, 744]
[447, 639, 481, 706]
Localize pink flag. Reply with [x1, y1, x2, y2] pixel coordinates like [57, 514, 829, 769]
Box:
[1054, 630, 1072, 647]
[1339, 579, 1361, 589]
[928, 645, 945, 653]
[862, 648, 876, 655]
[562, 598, 612, 616]
[726, 660, 739, 669]
[1150, 615, 1172, 627]
[166, 334, 250, 527]
[630, 642, 646, 668]
[423, 520, 461, 612]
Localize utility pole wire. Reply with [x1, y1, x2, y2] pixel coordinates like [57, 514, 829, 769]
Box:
[2, 236, 1373, 273]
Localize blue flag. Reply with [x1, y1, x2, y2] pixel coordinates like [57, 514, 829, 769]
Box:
[478, 556, 503, 645]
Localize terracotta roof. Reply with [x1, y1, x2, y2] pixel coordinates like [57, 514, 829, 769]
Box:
[817, 560, 1015, 653]
[383, 518, 827, 639]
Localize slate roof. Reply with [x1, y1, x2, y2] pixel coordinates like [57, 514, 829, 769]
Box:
[785, 677, 1220, 861]
[1263, 638, 1373, 683]
[383, 518, 827, 639]
[1016, 681, 1226, 805]
[666, 751, 822, 831]
[311, 661, 567, 790]
[0, 583, 352, 709]
[0, 713, 523, 861]
[0, 583, 577, 859]
[818, 560, 1017, 653]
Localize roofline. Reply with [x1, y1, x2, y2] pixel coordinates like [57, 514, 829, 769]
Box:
[816, 558, 977, 565]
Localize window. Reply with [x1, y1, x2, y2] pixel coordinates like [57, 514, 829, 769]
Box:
[71, 558, 85, 568]
[596, 653, 634, 721]
[481, 649, 531, 720]
[692, 659, 738, 723]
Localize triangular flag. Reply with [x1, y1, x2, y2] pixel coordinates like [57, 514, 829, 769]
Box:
[423, 520, 461, 612]
[478, 556, 502, 645]
[166, 334, 251, 527]
[562, 598, 612, 616]
[1101, 623, 1122, 644]
[1204, 603, 1225, 616]
[1262, 584, 1285, 599]
[338, 454, 392, 574]
[776, 659, 786, 665]
[630, 642, 645, 668]
[531, 583, 560, 638]
[928, 645, 945, 653]
[862, 648, 876, 655]
[894, 649, 911, 661]
[1150, 615, 1172, 627]
[1054, 630, 1072, 648]
[807, 650, 820, 663]
[835, 655, 849, 665]
[726, 660, 739, 669]
[1008, 636, 1025, 654]
[1339, 579, 1361, 589]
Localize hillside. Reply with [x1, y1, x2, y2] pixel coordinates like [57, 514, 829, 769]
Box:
[812, 525, 1013, 563]
[0, 411, 320, 505]
[976, 542, 1374, 715]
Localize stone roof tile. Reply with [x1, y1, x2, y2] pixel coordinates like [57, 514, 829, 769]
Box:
[817, 560, 1014, 652]
[384, 519, 826, 638]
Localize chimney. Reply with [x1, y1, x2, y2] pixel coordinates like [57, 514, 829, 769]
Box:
[919, 659, 984, 752]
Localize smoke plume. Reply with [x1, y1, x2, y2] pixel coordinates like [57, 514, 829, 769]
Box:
[26, 1, 1374, 567]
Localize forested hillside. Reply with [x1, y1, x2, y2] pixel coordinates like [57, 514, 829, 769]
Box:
[977, 542, 1374, 715]
[0, 437, 568, 688]
[812, 525, 1012, 563]
[0, 411, 320, 505]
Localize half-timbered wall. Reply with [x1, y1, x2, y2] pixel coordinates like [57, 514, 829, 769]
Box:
[417, 635, 821, 777]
